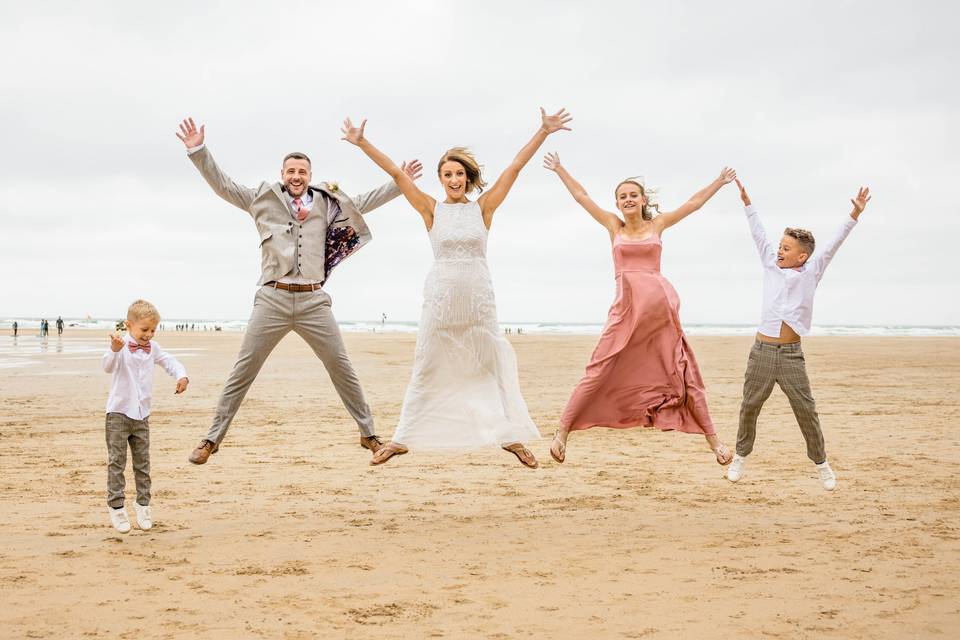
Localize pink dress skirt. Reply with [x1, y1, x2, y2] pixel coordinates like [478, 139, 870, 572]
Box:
[561, 232, 715, 435]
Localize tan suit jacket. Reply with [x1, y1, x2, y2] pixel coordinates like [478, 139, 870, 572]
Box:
[189, 146, 400, 284]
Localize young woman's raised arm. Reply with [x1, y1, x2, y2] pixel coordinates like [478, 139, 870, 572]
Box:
[543, 152, 621, 239]
[477, 107, 572, 227]
[341, 117, 436, 228]
[654, 167, 737, 232]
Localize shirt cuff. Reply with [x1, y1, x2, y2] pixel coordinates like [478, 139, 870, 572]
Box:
[187, 144, 206, 155]
[744, 205, 757, 215]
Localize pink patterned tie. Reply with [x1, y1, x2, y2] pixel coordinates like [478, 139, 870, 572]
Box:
[293, 197, 308, 221]
[128, 342, 151, 354]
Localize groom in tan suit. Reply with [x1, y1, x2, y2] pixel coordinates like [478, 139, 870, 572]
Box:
[176, 117, 421, 464]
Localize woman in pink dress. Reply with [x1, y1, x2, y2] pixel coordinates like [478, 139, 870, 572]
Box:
[542, 152, 735, 465]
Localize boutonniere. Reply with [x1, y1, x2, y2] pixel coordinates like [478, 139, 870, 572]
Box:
[326, 182, 339, 193]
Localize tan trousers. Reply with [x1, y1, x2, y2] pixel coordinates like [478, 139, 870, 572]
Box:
[106, 412, 150, 508]
[736, 341, 826, 464]
[206, 286, 375, 445]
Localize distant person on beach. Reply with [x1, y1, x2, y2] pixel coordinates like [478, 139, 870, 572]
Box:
[176, 117, 422, 464]
[726, 181, 871, 491]
[342, 107, 573, 468]
[56, 316, 64, 335]
[12, 321, 17, 337]
[40, 319, 48, 337]
[102, 300, 188, 533]
[543, 152, 736, 466]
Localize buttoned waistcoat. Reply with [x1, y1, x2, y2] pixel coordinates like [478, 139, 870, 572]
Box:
[189, 146, 400, 285]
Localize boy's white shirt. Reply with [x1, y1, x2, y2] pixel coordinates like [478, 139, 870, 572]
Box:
[745, 205, 858, 338]
[101, 334, 187, 420]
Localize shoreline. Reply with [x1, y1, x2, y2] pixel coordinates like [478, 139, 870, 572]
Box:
[4, 324, 960, 337]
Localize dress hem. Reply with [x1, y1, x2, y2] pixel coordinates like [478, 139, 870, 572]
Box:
[564, 420, 715, 436]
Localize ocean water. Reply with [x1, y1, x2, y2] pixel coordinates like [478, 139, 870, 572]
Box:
[2, 318, 959, 338]
[1, 319, 955, 371]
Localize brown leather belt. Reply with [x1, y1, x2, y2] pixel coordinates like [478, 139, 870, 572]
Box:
[264, 281, 322, 292]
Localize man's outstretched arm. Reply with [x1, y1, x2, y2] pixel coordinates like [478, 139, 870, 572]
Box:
[177, 117, 256, 211]
[351, 159, 423, 214]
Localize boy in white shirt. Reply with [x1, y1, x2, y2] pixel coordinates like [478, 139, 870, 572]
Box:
[102, 300, 188, 532]
[727, 181, 870, 490]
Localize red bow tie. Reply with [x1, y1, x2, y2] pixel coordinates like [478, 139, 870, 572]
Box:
[128, 342, 151, 354]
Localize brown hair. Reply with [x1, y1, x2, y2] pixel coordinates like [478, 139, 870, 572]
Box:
[127, 299, 161, 323]
[283, 152, 311, 166]
[437, 147, 486, 194]
[614, 179, 656, 221]
[784, 227, 816, 256]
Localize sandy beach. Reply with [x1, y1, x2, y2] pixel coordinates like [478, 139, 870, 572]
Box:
[0, 330, 958, 639]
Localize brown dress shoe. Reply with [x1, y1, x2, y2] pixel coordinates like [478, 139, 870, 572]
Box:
[359, 435, 384, 454]
[188, 439, 219, 465]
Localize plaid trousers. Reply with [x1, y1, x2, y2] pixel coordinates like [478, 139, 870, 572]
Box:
[736, 341, 826, 463]
[105, 412, 151, 508]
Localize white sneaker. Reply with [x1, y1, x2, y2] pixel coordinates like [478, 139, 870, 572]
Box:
[109, 507, 131, 533]
[727, 455, 746, 482]
[134, 503, 152, 530]
[816, 461, 837, 491]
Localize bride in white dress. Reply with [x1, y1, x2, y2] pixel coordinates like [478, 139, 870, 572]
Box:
[341, 108, 573, 467]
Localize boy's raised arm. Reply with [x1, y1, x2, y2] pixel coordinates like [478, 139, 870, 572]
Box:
[814, 186, 869, 278]
[738, 179, 776, 266]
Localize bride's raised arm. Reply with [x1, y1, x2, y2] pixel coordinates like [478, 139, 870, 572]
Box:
[342, 117, 436, 228]
[477, 107, 572, 227]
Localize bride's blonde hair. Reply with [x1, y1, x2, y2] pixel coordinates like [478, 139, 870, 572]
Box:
[615, 177, 659, 220]
[437, 147, 487, 194]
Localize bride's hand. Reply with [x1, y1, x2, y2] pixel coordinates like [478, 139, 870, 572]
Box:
[540, 107, 573, 135]
[340, 117, 367, 146]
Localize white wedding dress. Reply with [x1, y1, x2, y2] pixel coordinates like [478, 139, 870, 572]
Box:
[391, 201, 540, 449]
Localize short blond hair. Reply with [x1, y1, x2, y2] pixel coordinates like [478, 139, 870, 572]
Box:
[784, 227, 816, 256]
[437, 147, 487, 194]
[127, 299, 161, 323]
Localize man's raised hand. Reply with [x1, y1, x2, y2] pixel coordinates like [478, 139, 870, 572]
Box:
[401, 159, 423, 182]
[175, 117, 205, 148]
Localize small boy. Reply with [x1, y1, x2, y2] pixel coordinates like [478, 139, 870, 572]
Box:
[727, 181, 870, 490]
[102, 300, 188, 532]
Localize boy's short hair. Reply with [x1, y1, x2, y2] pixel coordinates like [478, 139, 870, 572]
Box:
[784, 227, 816, 256]
[127, 299, 161, 323]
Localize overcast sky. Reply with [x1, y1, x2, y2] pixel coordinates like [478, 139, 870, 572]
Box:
[2, 1, 958, 326]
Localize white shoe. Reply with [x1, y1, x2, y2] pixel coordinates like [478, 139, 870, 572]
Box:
[816, 461, 837, 491]
[109, 507, 131, 533]
[727, 455, 746, 482]
[134, 503, 152, 530]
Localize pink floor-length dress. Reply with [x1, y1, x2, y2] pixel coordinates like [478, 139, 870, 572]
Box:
[560, 231, 716, 435]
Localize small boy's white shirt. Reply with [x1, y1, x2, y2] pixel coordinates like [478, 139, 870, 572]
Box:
[101, 334, 187, 420]
[745, 205, 858, 338]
